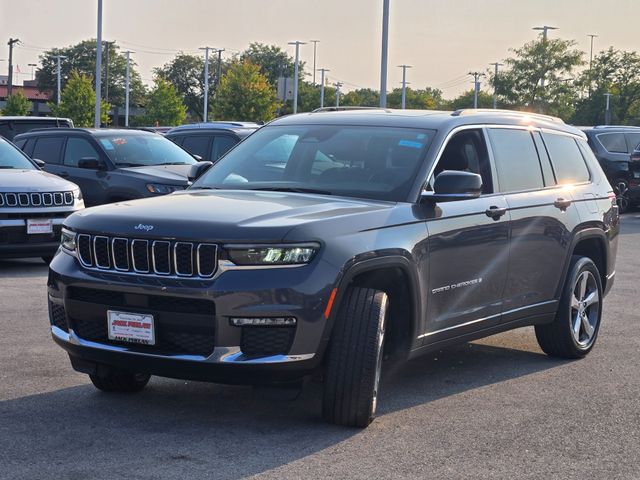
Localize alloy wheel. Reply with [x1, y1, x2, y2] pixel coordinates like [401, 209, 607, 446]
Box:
[570, 270, 600, 347]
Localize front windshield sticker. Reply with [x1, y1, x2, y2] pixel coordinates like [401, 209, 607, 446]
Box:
[100, 139, 115, 150]
[398, 139, 423, 149]
[111, 138, 128, 145]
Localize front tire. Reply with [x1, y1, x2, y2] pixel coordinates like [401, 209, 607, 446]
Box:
[535, 256, 603, 359]
[89, 368, 151, 393]
[322, 287, 388, 428]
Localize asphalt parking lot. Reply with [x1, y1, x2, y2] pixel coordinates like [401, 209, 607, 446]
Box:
[1, 216, 639, 480]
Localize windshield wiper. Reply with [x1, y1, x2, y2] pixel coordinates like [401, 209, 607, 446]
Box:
[250, 186, 333, 195]
[157, 162, 189, 165]
[116, 162, 148, 167]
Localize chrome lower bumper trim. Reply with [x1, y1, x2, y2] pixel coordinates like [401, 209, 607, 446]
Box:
[0, 217, 68, 228]
[52, 326, 315, 364]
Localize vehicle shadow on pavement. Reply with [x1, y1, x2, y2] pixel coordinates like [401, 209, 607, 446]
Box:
[0, 338, 569, 480]
[0, 259, 49, 278]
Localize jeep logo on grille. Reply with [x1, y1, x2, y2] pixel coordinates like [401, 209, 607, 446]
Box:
[134, 224, 154, 232]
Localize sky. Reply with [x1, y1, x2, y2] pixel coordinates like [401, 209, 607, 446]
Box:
[1, 0, 638, 98]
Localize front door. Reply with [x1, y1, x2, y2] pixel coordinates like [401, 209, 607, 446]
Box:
[61, 136, 110, 206]
[423, 128, 510, 343]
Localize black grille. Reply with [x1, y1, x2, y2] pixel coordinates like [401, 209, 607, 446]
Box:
[240, 326, 296, 356]
[0, 191, 74, 208]
[0, 225, 62, 245]
[74, 233, 217, 278]
[49, 302, 69, 332]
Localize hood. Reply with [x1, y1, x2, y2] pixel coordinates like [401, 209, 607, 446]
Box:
[117, 164, 191, 184]
[0, 168, 79, 192]
[65, 189, 398, 243]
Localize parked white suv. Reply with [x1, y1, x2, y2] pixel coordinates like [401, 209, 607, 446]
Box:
[0, 136, 84, 263]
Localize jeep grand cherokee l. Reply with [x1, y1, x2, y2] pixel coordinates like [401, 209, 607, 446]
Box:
[13, 128, 198, 206]
[48, 109, 618, 427]
[0, 136, 83, 263]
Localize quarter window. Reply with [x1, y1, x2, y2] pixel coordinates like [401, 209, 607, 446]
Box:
[32, 137, 65, 165]
[212, 136, 237, 160]
[625, 133, 640, 152]
[543, 133, 590, 184]
[488, 128, 544, 192]
[597, 133, 627, 154]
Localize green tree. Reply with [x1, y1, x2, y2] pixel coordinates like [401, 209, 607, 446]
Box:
[155, 53, 222, 121]
[2, 90, 31, 115]
[342, 88, 380, 107]
[387, 87, 445, 110]
[491, 37, 584, 117]
[142, 79, 187, 126]
[449, 89, 495, 110]
[572, 48, 640, 125]
[50, 71, 110, 127]
[213, 61, 278, 122]
[240, 43, 298, 85]
[38, 40, 145, 107]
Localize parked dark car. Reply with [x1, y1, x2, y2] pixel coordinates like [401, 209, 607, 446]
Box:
[13, 128, 198, 206]
[581, 126, 640, 213]
[49, 109, 618, 427]
[0, 136, 83, 263]
[165, 122, 258, 163]
[0, 116, 73, 141]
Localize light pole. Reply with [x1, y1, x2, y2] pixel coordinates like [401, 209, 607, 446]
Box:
[124, 50, 134, 127]
[532, 25, 558, 89]
[318, 68, 329, 108]
[398, 64, 412, 109]
[604, 92, 612, 125]
[489, 62, 503, 109]
[7, 38, 19, 97]
[199, 46, 213, 121]
[380, 0, 390, 107]
[587, 34, 598, 97]
[310, 40, 319, 85]
[53, 56, 67, 105]
[95, 0, 103, 128]
[335, 82, 343, 107]
[288, 41, 306, 114]
[469, 72, 483, 109]
[28, 63, 37, 80]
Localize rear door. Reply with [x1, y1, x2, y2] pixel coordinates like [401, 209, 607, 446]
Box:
[31, 136, 66, 177]
[489, 127, 581, 318]
[61, 136, 110, 205]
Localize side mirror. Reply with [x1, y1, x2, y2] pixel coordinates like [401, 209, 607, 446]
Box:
[188, 161, 214, 182]
[421, 170, 483, 203]
[33, 159, 46, 169]
[192, 154, 203, 162]
[78, 157, 106, 170]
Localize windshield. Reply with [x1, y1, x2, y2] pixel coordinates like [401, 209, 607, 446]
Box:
[191, 125, 434, 201]
[99, 133, 197, 167]
[0, 138, 36, 170]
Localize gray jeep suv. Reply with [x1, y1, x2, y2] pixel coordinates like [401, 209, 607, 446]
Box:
[48, 109, 618, 427]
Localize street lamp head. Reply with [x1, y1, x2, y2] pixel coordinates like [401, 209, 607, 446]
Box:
[288, 41, 307, 46]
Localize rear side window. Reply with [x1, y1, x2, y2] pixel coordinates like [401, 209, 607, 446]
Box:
[625, 133, 640, 152]
[212, 136, 237, 161]
[64, 137, 102, 167]
[32, 137, 65, 165]
[488, 128, 544, 192]
[597, 133, 627, 154]
[543, 133, 591, 184]
[181, 135, 211, 159]
[167, 135, 184, 146]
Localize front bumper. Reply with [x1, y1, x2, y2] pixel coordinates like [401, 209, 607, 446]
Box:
[0, 216, 68, 258]
[48, 250, 338, 384]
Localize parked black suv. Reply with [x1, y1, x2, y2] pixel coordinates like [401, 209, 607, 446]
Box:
[48, 109, 618, 427]
[13, 128, 198, 206]
[581, 126, 640, 213]
[0, 116, 73, 141]
[165, 122, 258, 162]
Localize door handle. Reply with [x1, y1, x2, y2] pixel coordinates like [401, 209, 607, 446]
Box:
[485, 206, 507, 220]
[554, 197, 572, 211]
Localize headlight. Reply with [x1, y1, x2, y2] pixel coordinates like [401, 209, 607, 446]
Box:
[60, 228, 76, 251]
[73, 188, 83, 201]
[146, 184, 185, 194]
[226, 245, 318, 266]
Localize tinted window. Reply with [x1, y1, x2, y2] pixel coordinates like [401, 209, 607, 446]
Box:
[98, 133, 197, 167]
[0, 120, 70, 140]
[32, 137, 65, 164]
[625, 133, 640, 152]
[0, 138, 35, 169]
[212, 136, 237, 160]
[64, 137, 102, 167]
[167, 135, 184, 146]
[597, 133, 627, 154]
[543, 133, 590, 184]
[181, 135, 211, 159]
[488, 128, 544, 192]
[193, 125, 434, 202]
[12, 138, 26, 149]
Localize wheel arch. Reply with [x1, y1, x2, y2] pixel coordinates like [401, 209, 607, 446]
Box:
[557, 227, 610, 298]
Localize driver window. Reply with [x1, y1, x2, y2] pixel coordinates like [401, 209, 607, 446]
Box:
[428, 129, 493, 194]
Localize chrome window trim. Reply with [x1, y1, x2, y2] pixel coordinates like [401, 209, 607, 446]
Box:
[111, 237, 130, 271]
[196, 243, 218, 277]
[174, 242, 194, 276]
[131, 239, 150, 273]
[93, 236, 111, 269]
[152, 240, 171, 275]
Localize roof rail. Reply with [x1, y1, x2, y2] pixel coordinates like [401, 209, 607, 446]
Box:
[18, 127, 86, 134]
[593, 125, 640, 129]
[451, 108, 564, 124]
[312, 106, 388, 113]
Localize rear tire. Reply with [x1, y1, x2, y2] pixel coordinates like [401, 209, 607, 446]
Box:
[322, 287, 388, 428]
[614, 178, 630, 214]
[89, 369, 151, 393]
[535, 256, 602, 359]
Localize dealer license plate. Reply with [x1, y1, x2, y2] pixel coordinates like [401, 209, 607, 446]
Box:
[107, 310, 155, 345]
[27, 218, 53, 234]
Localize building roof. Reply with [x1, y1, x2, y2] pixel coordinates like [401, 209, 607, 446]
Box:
[0, 85, 51, 101]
